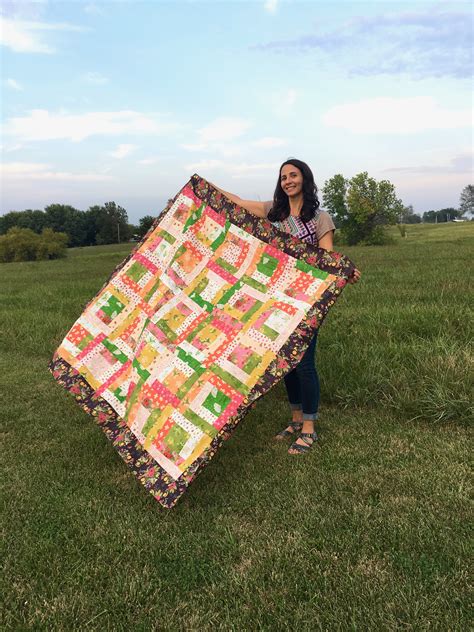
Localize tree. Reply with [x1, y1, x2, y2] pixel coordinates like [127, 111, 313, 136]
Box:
[422, 208, 463, 223]
[323, 172, 403, 245]
[0, 210, 46, 234]
[82, 205, 102, 246]
[1, 201, 134, 247]
[422, 210, 437, 223]
[400, 204, 421, 224]
[0, 227, 67, 262]
[37, 228, 69, 259]
[44, 204, 88, 247]
[321, 174, 347, 230]
[93, 201, 131, 244]
[137, 215, 155, 238]
[459, 185, 474, 217]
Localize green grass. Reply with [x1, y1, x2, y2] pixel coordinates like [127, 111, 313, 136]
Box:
[324, 222, 473, 424]
[1, 223, 472, 630]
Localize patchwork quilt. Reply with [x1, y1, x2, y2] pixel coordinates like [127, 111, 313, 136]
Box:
[49, 175, 355, 508]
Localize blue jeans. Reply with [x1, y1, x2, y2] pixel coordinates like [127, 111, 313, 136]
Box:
[283, 331, 319, 421]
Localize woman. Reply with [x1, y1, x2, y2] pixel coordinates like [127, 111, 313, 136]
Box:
[213, 158, 360, 455]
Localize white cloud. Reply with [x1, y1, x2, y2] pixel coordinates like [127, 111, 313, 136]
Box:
[322, 97, 473, 134]
[264, 0, 278, 13]
[382, 151, 473, 175]
[185, 159, 224, 172]
[3, 109, 179, 142]
[252, 137, 287, 148]
[5, 78, 23, 91]
[256, 8, 471, 80]
[231, 162, 280, 177]
[109, 144, 137, 159]
[0, 162, 115, 181]
[138, 158, 159, 165]
[0, 16, 83, 54]
[2, 143, 24, 152]
[180, 143, 207, 152]
[83, 71, 108, 85]
[184, 159, 278, 177]
[197, 117, 252, 144]
[215, 144, 247, 158]
[181, 141, 246, 158]
[180, 117, 253, 159]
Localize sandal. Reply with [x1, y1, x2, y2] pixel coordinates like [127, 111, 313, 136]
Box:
[274, 421, 303, 440]
[288, 431, 319, 455]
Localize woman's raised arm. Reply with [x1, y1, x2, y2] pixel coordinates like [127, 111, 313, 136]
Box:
[210, 183, 268, 218]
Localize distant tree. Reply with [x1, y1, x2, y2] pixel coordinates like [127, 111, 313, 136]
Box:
[459, 185, 474, 217]
[1, 201, 134, 247]
[80, 205, 101, 246]
[127, 224, 139, 238]
[323, 172, 403, 245]
[400, 204, 421, 224]
[422, 210, 437, 223]
[94, 201, 131, 245]
[24, 209, 48, 232]
[44, 204, 88, 247]
[0, 227, 38, 261]
[0, 227, 67, 262]
[0, 211, 24, 234]
[439, 208, 462, 222]
[422, 208, 463, 223]
[37, 228, 69, 259]
[0, 210, 46, 234]
[137, 215, 155, 239]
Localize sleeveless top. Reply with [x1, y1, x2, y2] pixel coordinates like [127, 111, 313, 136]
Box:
[263, 202, 336, 246]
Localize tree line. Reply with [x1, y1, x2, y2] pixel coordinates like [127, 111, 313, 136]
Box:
[323, 178, 472, 244]
[1, 182, 472, 252]
[0, 202, 157, 248]
[421, 185, 473, 223]
[0, 202, 130, 247]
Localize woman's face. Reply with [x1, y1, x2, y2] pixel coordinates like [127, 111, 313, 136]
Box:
[280, 164, 304, 198]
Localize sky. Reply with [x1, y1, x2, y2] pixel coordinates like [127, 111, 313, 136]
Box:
[1, 0, 472, 223]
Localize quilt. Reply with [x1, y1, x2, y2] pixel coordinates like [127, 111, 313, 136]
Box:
[49, 175, 355, 508]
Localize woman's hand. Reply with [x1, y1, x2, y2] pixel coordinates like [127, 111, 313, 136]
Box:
[348, 268, 361, 284]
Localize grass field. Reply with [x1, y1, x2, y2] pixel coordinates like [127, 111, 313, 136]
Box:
[1, 222, 472, 630]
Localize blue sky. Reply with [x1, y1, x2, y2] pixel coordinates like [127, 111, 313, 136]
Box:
[1, 0, 472, 222]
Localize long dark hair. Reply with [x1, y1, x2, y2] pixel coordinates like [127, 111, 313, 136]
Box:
[267, 158, 320, 223]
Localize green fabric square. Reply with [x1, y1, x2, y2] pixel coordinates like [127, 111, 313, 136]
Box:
[257, 254, 278, 277]
[260, 323, 279, 341]
[243, 351, 261, 374]
[296, 259, 329, 279]
[203, 389, 231, 415]
[101, 295, 125, 318]
[77, 333, 94, 350]
[164, 424, 189, 454]
[189, 277, 214, 312]
[127, 261, 148, 282]
[215, 257, 238, 274]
